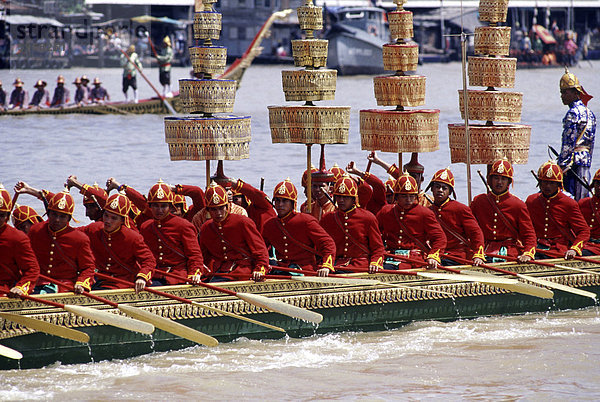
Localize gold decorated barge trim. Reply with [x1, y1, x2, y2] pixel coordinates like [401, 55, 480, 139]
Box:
[474, 26, 512, 56]
[374, 75, 426, 107]
[478, 0, 509, 23]
[382, 44, 419, 72]
[268, 106, 350, 144]
[448, 123, 531, 164]
[388, 11, 414, 40]
[1, 261, 599, 339]
[291, 39, 328, 68]
[281, 70, 338, 102]
[193, 12, 222, 41]
[179, 79, 237, 114]
[360, 109, 440, 153]
[458, 90, 523, 122]
[189, 46, 228, 76]
[468, 56, 517, 88]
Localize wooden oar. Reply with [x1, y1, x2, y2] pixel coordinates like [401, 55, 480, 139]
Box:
[39, 275, 217, 346]
[547, 253, 600, 267]
[118, 47, 176, 115]
[149, 269, 323, 324]
[94, 273, 285, 333]
[383, 253, 521, 285]
[267, 267, 453, 296]
[0, 312, 90, 343]
[484, 253, 597, 300]
[533, 249, 600, 275]
[19, 294, 154, 334]
[440, 255, 554, 299]
[0, 344, 22, 360]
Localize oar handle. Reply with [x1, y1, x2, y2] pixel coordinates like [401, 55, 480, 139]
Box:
[19, 293, 65, 309]
[383, 252, 462, 274]
[442, 254, 499, 272]
[152, 269, 238, 297]
[38, 274, 118, 307]
[483, 253, 527, 276]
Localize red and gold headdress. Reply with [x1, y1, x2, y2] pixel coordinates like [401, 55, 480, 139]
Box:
[394, 173, 418, 195]
[273, 178, 298, 203]
[330, 163, 345, 182]
[205, 182, 229, 208]
[83, 182, 108, 205]
[0, 184, 12, 213]
[104, 192, 131, 218]
[11, 205, 43, 227]
[430, 168, 455, 188]
[147, 179, 173, 204]
[538, 161, 563, 184]
[47, 190, 75, 215]
[489, 159, 514, 180]
[301, 166, 318, 187]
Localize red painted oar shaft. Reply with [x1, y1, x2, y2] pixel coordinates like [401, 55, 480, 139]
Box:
[150, 269, 238, 297]
[383, 252, 462, 274]
[20, 293, 65, 309]
[442, 254, 505, 273]
[486, 253, 558, 271]
[273, 264, 418, 276]
[38, 274, 118, 307]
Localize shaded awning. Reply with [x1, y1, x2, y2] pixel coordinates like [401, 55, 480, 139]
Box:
[0, 14, 64, 27]
[533, 24, 557, 44]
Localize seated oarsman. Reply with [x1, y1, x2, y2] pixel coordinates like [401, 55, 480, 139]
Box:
[191, 186, 248, 233]
[229, 178, 277, 233]
[470, 159, 537, 263]
[28, 80, 50, 108]
[28, 190, 95, 294]
[300, 167, 336, 221]
[368, 152, 431, 207]
[262, 179, 336, 276]
[578, 168, 600, 254]
[426, 168, 485, 266]
[376, 173, 446, 269]
[106, 177, 156, 227]
[526, 161, 590, 259]
[11, 204, 43, 235]
[66, 176, 107, 222]
[84, 192, 155, 292]
[346, 161, 388, 215]
[320, 175, 384, 273]
[198, 182, 269, 281]
[171, 184, 205, 221]
[139, 180, 205, 285]
[0, 185, 40, 297]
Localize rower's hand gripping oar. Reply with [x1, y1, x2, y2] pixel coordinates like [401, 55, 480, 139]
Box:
[533, 249, 600, 275]
[94, 273, 286, 333]
[485, 253, 597, 300]
[18, 293, 154, 335]
[0, 312, 90, 343]
[39, 274, 217, 346]
[150, 269, 323, 324]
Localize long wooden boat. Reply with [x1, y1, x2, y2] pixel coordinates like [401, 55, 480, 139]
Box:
[1, 258, 598, 370]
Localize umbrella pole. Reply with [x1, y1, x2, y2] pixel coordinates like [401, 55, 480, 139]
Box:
[306, 144, 312, 213]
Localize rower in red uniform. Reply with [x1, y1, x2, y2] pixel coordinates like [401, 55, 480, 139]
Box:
[172, 184, 205, 221]
[578, 168, 600, 254]
[320, 175, 384, 272]
[377, 173, 446, 269]
[262, 179, 336, 276]
[66, 176, 108, 222]
[106, 178, 153, 227]
[426, 168, 485, 265]
[11, 204, 43, 235]
[470, 159, 537, 262]
[300, 167, 336, 221]
[198, 182, 269, 281]
[0, 185, 39, 297]
[139, 180, 205, 285]
[229, 179, 276, 232]
[28, 190, 96, 293]
[346, 161, 388, 215]
[526, 161, 590, 259]
[84, 192, 155, 292]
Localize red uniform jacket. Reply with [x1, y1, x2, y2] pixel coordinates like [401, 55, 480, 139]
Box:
[83, 221, 156, 289]
[0, 223, 40, 295]
[28, 221, 96, 292]
[320, 206, 384, 269]
[363, 172, 387, 215]
[357, 179, 373, 211]
[429, 199, 485, 261]
[199, 213, 269, 280]
[262, 211, 336, 271]
[300, 199, 336, 221]
[470, 191, 537, 258]
[123, 186, 153, 227]
[232, 180, 276, 232]
[80, 184, 108, 208]
[139, 214, 205, 284]
[526, 191, 590, 255]
[376, 203, 446, 262]
[175, 184, 205, 222]
[578, 195, 600, 253]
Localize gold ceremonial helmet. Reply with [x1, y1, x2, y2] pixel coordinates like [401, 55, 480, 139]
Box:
[559, 67, 582, 93]
[163, 36, 172, 47]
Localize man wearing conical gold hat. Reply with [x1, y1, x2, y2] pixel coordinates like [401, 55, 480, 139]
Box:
[154, 36, 174, 98]
[557, 68, 596, 200]
[120, 44, 142, 103]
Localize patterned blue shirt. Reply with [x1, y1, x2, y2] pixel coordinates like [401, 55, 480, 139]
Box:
[558, 100, 596, 168]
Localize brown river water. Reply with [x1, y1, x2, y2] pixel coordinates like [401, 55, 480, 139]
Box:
[1, 62, 599, 399]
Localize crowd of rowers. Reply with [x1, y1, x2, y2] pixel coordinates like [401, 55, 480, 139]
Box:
[2, 152, 600, 299]
[0, 75, 110, 111]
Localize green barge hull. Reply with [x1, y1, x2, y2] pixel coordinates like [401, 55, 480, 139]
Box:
[1, 258, 599, 370]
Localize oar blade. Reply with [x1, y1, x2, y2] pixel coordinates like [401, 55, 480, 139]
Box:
[516, 274, 597, 301]
[418, 271, 519, 285]
[291, 276, 382, 286]
[0, 312, 90, 343]
[64, 305, 155, 335]
[237, 292, 323, 324]
[0, 344, 22, 360]
[118, 305, 218, 347]
[460, 271, 555, 299]
[190, 301, 287, 333]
